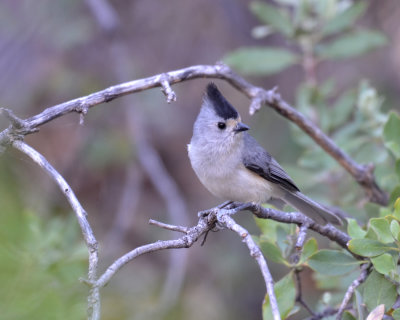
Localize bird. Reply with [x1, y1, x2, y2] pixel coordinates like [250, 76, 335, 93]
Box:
[187, 83, 342, 225]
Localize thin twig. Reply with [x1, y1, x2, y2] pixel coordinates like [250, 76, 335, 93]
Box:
[217, 211, 281, 320]
[336, 264, 371, 320]
[11, 140, 100, 320]
[96, 212, 218, 288]
[295, 224, 309, 250]
[160, 73, 177, 103]
[149, 219, 189, 234]
[0, 64, 387, 205]
[291, 224, 310, 264]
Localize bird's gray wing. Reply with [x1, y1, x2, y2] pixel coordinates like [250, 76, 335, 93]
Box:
[242, 134, 342, 225]
[242, 134, 299, 192]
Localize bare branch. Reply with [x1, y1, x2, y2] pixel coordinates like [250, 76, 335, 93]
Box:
[0, 107, 25, 128]
[97, 205, 282, 319]
[11, 140, 100, 319]
[0, 63, 386, 205]
[96, 213, 216, 288]
[249, 204, 350, 249]
[291, 224, 310, 264]
[249, 95, 264, 116]
[149, 219, 189, 234]
[295, 224, 309, 250]
[336, 263, 371, 320]
[217, 211, 281, 320]
[159, 73, 177, 103]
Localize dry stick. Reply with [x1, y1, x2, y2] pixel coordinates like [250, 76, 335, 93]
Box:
[250, 204, 350, 249]
[0, 64, 386, 205]
[97, 207, 282, 320]
[11, 140, 100, 320]
[291, 224, 310, 264]
[96, 213, 216, 288]
[149, 219, 189, 234]
[217, 212, 281, 320]
[295, 224, 309, 250]
[100, 206, 291, 288]
[336, 264, 371, 320]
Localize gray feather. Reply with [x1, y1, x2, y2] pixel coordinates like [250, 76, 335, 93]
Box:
[242, 134, 341, 225]
[242, 134, 299, 192]
[283, 191, 342, 225]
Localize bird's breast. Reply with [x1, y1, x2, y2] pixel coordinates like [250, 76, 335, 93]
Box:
[188, 142, 275, 203]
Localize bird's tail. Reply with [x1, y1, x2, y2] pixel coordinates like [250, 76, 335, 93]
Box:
[283, 191, 342, 225]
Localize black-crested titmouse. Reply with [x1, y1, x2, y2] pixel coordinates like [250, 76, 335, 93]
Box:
[188, 83, 342, 225]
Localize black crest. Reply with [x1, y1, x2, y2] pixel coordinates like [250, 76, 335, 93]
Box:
[206, 83, 238, 120]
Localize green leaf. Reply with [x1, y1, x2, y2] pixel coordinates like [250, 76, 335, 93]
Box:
[250, 1, 293, 37]
[392, 308, 400, 320]
[263, 272, 296, 320]
[308, 250, 360, 275]
[342, 311, 357, 320]
[369, 218, 394, 243]
[395, 197, 400, 220]
[396, 159, 400, 180]
[259, 239, 287, 264]
[317, 30, 387, 60]
[348, 239, 395, 257]
[223, 47, 298, 76]
[385, 142, 400, 159]
[328, 89, 356, 130]
[363, 270, 397, 312]
[371, 253, 396, 275]
[321, 2, 367, 36]
[299, 238, 318, 264]
[390, 220, 400, 241]
[347, 218, 366, 239]
[255, 217, 280, 242]
[390, 187, 400, 206]
[383, 112, 400, 158]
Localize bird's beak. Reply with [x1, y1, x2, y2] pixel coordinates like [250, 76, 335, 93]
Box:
[234, 122, 250, 133]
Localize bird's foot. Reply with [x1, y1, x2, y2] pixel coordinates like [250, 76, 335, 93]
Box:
[197, 201, 234, 218]
[218, 200, 234, 209]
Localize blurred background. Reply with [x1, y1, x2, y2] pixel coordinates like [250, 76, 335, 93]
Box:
[0, 0, 399, 319]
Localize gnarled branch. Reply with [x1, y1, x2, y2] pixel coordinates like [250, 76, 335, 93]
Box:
[0, 64, 387, 205]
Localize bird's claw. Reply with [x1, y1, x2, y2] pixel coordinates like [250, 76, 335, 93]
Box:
[197, 201, 234, 218]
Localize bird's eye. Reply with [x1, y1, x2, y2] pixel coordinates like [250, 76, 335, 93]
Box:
[217, 122, 226, 130]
